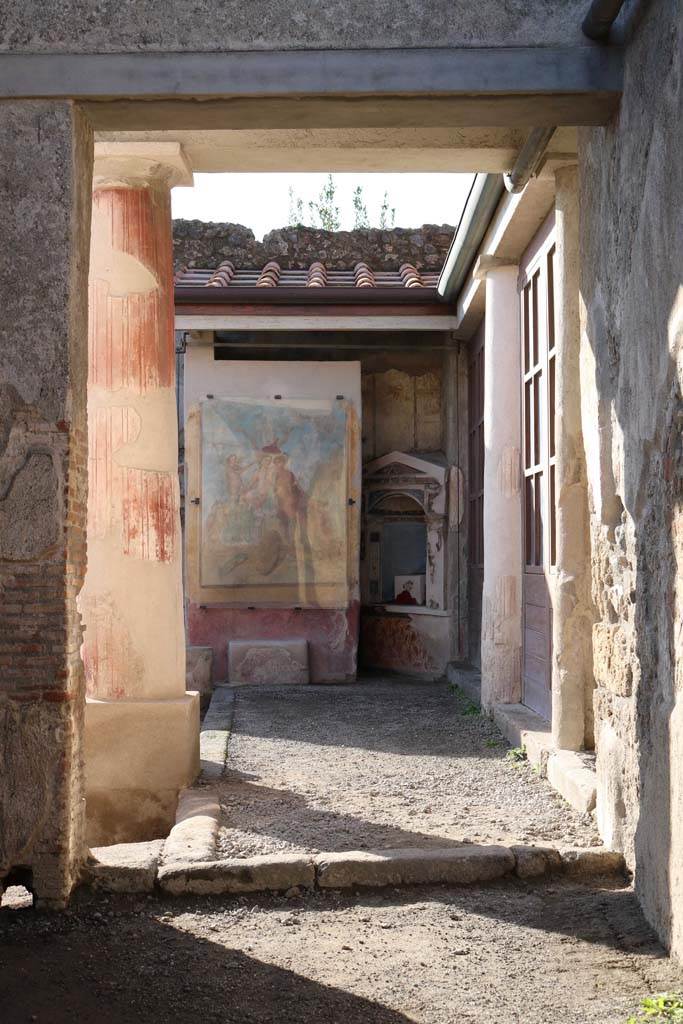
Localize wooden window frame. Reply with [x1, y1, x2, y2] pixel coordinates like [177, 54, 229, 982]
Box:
[519, 228, 558, 577]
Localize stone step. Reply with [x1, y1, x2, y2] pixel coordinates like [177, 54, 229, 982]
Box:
[86, 841, 626, 896]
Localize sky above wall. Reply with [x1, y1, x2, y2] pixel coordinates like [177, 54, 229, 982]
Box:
[172, 173, 474, 238]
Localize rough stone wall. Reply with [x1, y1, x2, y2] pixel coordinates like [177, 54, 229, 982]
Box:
[0, 2, 591, 52]
[173, 222, 454, 275]
[0, 101, 92, 904]
[578, 0, 682, 955]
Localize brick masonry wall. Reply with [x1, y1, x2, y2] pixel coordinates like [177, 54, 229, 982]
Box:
[0, 101, 92, 905]
[173, 222, 455, 274]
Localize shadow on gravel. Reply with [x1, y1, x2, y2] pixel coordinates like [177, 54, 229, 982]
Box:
[228, 679, 506, 759]
[220, 773, 465, 851]
[0, 904, 414, 1024]
[299, 880, 665, 958]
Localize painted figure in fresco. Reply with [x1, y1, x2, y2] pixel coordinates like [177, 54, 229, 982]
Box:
[272, 451, 308, 540]
[242, 447, 279, 521]
[201, 399, 347, 588]
[220, 453, 254, 543]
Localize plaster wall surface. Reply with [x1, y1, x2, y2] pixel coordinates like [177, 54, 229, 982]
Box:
[578, 0, 683, 956]
[184, 351, 362, 682]
[0, 100, 92, 903]
[551, 166, 595, 752]
[480, 265, 522, 710]
[362, 362, 443, 462]
[0, 2, 594, 53]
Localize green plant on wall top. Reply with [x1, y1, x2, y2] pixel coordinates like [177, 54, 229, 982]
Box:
[626, 995, 683, 1023]
[287, 176, 396, 230]
[308, 174, 341, 231]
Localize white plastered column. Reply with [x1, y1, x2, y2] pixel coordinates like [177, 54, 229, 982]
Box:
[81, 142, 200, 845]
[477, 258, 523, 710]
[551, 164, 595, 751]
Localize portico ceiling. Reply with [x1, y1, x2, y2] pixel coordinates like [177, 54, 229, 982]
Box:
[96, 126, 578, 175]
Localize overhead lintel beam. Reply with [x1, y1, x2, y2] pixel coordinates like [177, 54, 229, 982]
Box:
[0, 46, 623, 103]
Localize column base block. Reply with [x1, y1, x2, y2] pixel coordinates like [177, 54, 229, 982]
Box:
[85, 693, 200, 847]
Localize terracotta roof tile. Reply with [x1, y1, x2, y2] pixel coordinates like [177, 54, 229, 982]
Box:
[206, 260, 235, 287]
[175, 259, 440, 292]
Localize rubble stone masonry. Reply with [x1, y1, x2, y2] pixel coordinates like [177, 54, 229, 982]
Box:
[579, 0, 683, 956]
[173, 222, 455, 275]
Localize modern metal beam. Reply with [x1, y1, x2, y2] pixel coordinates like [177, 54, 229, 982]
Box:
[0, 46, 623, 102]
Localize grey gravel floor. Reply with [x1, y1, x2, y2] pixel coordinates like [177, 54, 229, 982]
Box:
[2, 882, 681, 1024]
[217, 677, 601, 859]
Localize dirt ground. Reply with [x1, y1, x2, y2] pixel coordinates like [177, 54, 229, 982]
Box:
[2, 880, 682, 1024]
[217, 679, 600, 858]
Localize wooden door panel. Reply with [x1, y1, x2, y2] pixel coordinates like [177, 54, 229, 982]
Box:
[524, 572, 549, 607]
[523, 626, 549, 661]
[524, 601, 548, 632]
[523, 662, 552, 721]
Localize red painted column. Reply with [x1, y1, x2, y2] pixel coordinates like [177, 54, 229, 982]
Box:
[80, 144, 199, 845]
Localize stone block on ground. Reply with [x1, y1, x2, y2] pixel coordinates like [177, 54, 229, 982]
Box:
[559, 847, 627, 879]
[200, 685, 234, 779]
[228, 638, 309, 686]
[163, 788, 220, 864]
[511, 845, 563, 879]
[158, 854, 315, 895]
[186, 646, 214, 706]
[315, 845, 515, 889]
[86, 840, 164, 893]
[446, 662, 482, 707]
[547, 750, 597, 814]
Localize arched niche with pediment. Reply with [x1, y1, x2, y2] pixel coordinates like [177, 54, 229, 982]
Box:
[361, 451, 447, 611]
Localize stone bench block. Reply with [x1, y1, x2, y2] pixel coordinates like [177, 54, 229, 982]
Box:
[228, 638, 309, 685]
[186, 646, 214, 705]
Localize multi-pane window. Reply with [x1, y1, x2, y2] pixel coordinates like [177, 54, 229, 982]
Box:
[521, 245, 557, 574]
[520, 222, 558, 722]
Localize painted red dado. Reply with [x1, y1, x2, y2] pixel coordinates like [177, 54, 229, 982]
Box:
[188, 602, 360, 683]
[360, 612, 434, 674]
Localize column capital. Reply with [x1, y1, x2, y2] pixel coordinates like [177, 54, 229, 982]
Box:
[473, 254, 518, 281]
[93, 141, 193, 190]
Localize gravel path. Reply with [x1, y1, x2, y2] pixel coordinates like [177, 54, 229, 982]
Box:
[217, 678, 600, 859]
[1, 882, 680, 1024]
